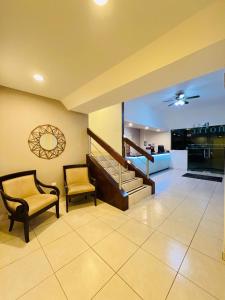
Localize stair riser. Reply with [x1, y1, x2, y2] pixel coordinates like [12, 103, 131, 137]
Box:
[99, 160, 118, 168]
[94, 155, 112, 162]
[113, 171, 135, 182]
[122, 178, 143, 192]
[105, 167, 119, 175]
[129, 186, 151, 207]
[106, 168, 131, 176]
[94, 155, 128, 170]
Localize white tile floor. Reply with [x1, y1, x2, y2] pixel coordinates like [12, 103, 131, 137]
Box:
[0, 169, 224, 300]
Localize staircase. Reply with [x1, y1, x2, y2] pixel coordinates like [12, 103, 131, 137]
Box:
[95, 155, 152, 206]
[87, 129, 155, 211]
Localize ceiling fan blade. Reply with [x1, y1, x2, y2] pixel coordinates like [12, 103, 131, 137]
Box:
[186, 95, 200, 99]
[168, 102, 175, 107]
[163, 99, 174, 102]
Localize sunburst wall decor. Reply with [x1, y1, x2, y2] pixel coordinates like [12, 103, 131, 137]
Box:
[28, 124, 66, 159]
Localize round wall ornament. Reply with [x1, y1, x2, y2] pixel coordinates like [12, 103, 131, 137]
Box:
[28, 124, 66, 159]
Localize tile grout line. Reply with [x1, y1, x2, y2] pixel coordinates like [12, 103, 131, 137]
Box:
[73, 218, 145, 299]
[90, 236, 144, 299]
[40, 184, 200, 299]
[35, 225, 68, 300]
[33, 224, 69, 300]
[0, 235, 42, 271]
[1, 179, 223, 300]
[15, 273, 55, 300]
[165, 182, 219, 300]
[87, 196, 195, 300]
[179, 274, 219, 300]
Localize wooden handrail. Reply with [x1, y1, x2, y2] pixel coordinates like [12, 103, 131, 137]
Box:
[87, 128, 128, 168]
[123, 137, 154, 162]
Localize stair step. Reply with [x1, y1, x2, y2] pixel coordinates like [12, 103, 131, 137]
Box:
[122, 178, 143, 192]
[94, 154, 112, 162]
[105, 167, 129, 175]
[104, 167, 118, 175]
[99, 159, 118, 168]
[128, 185, 151, 207]
[113, 171, 135, 182]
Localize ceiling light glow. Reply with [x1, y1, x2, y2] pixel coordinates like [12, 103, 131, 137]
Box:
[94, 0, 108, 6]
[145, 126, 149, 130]
[179, 100, 185, 106]
[33, 74, 44, 82]
[156, 129, 160, 132]
[175, 100, 185, 106]
[128, 123, 133, 127]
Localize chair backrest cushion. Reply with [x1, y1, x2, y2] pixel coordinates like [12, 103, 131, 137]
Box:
[66, 167, 90, 186]
[2, 175, 40, 199]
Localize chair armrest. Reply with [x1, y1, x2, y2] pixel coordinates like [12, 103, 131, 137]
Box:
[0, 189, 29, 215]
[90, 177, 97, 187]
[36, 179, 60, 197]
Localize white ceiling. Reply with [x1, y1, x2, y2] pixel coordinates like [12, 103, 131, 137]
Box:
[0, 0, 213, 101]
[127, 68, 225, 111]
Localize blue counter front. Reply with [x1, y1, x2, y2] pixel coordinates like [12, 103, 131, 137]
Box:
[127, 153, 171, 175]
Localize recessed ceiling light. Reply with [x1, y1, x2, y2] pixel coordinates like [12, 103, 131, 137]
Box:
[145, 126, 149, 130]
[128, 123, 133, 127]
[33, 74, 44, 82]
[94, 0, 108, 6]
[156, 129, 160, 132]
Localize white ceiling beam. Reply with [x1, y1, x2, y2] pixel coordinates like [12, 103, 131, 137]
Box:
[62, 1, 225, 113]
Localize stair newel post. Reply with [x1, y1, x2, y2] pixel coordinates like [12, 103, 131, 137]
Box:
[146, 159, 150, 179]
[118, 163, 122, 189]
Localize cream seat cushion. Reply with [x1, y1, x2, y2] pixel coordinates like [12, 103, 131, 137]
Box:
[7, 194, 57, 216]
[68, 183, 95, 195]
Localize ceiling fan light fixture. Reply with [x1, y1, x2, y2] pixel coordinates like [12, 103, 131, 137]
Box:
[178, 93, 185, 100]
[175, 100, 185, 106]
[179, 100, 185, 106]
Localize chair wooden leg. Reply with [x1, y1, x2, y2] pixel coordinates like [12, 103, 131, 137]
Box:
[56, 202, 60, 218]
[9, 218, 14, 232]
[66, 195, 69, 213]
[94, 191, 97, 206]
[24, 220, 30, 243]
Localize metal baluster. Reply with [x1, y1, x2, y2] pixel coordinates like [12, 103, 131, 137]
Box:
[146, 159, 150, 178]
[118, 163, 122, 189]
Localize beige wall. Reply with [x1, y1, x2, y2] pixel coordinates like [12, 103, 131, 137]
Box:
[140, 130, 171, 152]
[0, 86, 88, 206]
[124, 127, 140, 146]
[124, 127, 140, 156]
[88, 104, 122, 154]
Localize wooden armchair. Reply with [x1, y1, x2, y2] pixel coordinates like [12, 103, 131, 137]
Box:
[63, 164, 97, 212]
[0, 170, 60, 242]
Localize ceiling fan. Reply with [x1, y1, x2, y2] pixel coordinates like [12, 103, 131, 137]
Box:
[163, 90, 200, 107]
